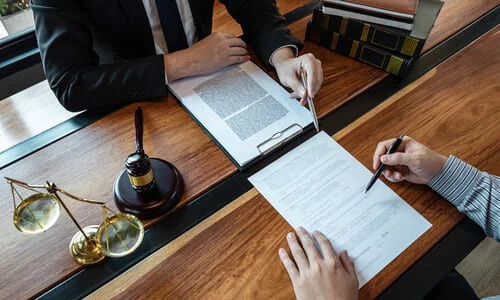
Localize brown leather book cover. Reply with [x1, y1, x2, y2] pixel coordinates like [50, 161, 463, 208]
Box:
[337, 0, 418, 15]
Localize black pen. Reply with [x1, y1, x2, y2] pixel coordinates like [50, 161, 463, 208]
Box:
[365, 133, 405, 193]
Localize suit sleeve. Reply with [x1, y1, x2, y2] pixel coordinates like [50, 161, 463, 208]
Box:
[31, 0, 168, 112]
[219, 0, 304, 68]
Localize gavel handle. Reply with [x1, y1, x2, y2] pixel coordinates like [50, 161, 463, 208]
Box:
[135, 107, 144, 153]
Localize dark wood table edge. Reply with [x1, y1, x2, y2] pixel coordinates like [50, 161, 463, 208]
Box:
[0, 0, 321, 172]
[35, 7, 499, 300]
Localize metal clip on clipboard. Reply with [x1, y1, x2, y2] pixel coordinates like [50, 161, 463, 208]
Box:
[256, 123, 303, 156]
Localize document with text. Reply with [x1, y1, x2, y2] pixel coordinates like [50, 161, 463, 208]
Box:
[168, 61, 312, 167]
[249, 131, 431, 287]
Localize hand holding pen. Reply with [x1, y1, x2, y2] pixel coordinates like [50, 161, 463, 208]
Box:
[365, 134, 405, 192]
[371, 135, 448, 185]
[299, 64, 320, 132]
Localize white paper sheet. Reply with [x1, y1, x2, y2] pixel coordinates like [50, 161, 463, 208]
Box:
[168, 61, 312, 166]
[0, 21, 7, 39]
[249, 131, 431, 287]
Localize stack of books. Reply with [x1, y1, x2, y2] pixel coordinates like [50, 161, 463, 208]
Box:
[306, 0, 444, 77]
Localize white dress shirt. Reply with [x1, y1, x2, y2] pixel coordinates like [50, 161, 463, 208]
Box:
[141, 0, 297, 83]
[141, 0, 198, 55]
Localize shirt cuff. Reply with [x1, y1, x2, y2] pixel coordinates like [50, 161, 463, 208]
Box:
[427, 155, 481, 206]
[164, 71, 169, 85]
[269, 45, 299, 67]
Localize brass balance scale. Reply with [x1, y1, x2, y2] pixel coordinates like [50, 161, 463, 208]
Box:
[6, 107, 184, 265]
[7, 177, 144, 265]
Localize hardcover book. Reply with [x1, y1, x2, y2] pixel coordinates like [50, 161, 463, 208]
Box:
[322, 3, 414, 30]
[323, 0, 418, 19]
[312, 8, 424, 57]
[306, 21, 413, 77]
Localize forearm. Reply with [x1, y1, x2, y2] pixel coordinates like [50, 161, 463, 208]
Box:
[50, 56, 167, 112]
[428, 155, 500, 241]
[270, 47, 296, 67]
[32, 0, 168, 111]
[163, 49, 209, 82]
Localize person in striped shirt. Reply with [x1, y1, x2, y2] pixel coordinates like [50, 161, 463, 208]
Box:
[279, 136, 499, 300]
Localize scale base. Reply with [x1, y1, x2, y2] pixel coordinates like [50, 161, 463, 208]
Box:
[69, 225, 105, 265]
[113, 158, 184, 219]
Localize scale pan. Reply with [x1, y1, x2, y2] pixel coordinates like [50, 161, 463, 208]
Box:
[13, 193, 60, 234]
[97, 213, 144, 257]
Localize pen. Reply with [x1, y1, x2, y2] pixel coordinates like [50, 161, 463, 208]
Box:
[365, 133, 405, 193]
[299, 65, 319, 132]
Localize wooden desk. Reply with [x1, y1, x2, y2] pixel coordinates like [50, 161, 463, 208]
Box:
[0, 0, 312, 154]
[89, 26, 500, 300]
[0, 0, 497, 298]
[0, 81, 77, 152]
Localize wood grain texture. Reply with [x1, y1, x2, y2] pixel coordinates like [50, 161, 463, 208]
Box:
[0, 81, 78, 152]
[2, 0, 495, 155]
[90, 27, 500, 300]
[0, 0, 496, 298]
[289, 17, 388, 118]
[0, 2, 312, 299]
[0, 0, 311, 155]
[423, 0, 498, 52]
[212, 0, 312, 37]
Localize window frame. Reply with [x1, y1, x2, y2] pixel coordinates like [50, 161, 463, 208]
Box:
[0, 25, 40, 80]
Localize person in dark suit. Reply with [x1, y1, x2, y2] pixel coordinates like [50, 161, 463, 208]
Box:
[31, 0, 323, 112]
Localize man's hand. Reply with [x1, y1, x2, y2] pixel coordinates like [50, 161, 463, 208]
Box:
[373, 136, 448, 184]
[164, 32, 250, 82]
[279, 227, 359, 300]
[271, 48, 323, 105]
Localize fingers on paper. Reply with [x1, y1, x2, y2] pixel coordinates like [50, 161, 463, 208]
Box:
[313, 230, 336, 261]
[228, 46, 249, 57]
[340, 251, 358, 282]
[227, 55, 250, 65]
[279, 248, 299, 280]
[287, 232, 309, 270]
[296, 227, 321, 262]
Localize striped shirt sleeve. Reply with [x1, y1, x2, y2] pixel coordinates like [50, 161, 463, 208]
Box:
[428, 155, 500, 242]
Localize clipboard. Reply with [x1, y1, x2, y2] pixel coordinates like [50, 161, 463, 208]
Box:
[171, 92, 311, 170]
[167, 61, 314, 170]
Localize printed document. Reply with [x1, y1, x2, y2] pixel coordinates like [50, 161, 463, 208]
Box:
[168, 61, 312, 167]
[249, 131, 431, 286]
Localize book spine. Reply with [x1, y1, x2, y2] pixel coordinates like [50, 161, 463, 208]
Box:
[313, 8, 424, 57]
[306, 21, 413, 77]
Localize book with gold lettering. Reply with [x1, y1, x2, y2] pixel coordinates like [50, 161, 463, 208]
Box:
[312, 8, 424, 57]
[306, 21, 413, 77]
[318, 0, 443, 56]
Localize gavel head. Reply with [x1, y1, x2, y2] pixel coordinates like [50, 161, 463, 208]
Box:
[125, 151, 156, 192]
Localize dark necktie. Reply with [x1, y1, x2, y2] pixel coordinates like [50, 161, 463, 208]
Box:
[155, 0, 189, 53]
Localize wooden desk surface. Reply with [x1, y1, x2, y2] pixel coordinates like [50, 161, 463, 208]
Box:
[89, 26, 500, 300]
[0, 0, 497, 298]
[0, 0, 311, 153]
[0, 81, 77, 152]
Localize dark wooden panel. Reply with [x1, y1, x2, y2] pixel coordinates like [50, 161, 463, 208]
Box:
[89, 26, 500, 300]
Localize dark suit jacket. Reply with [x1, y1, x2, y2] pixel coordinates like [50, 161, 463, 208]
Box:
[31, 0, 303, 112]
